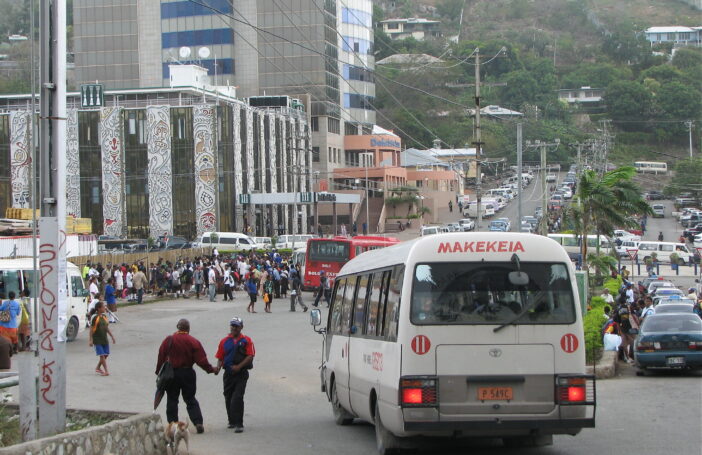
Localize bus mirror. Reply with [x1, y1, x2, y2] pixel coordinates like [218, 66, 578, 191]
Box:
[310, 309, 322, 327]
[508, 271, 529, 286]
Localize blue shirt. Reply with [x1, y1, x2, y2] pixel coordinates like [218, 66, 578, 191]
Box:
[272, 269, 281, 281]
[0, 299, 21, 329]
[105, 284, 116, 305]
[246, 279, 258, 295]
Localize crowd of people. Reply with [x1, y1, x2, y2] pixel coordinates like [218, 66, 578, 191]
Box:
[599, 275, 702, 363]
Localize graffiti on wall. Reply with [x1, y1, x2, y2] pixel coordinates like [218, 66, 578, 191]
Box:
[193, 105, 217, 237]
[146, 106, 174, 237]
[66, 109, 81, 217]
[10, 111, 31, 208]
[100, 107, 125, 237]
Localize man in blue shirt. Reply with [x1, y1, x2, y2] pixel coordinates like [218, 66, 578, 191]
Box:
[0, 291, 22, 350]
[104, 278, 118, 323]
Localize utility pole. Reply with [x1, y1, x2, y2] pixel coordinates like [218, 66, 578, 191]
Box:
[540, 143, 548, 236]
[36, 0, 67, 437]
[686, 120, 694, 158]
[473, 48, 484, 230]
[517, 123, 523, 225]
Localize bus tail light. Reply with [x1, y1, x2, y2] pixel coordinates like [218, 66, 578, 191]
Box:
[555, 375, 595, 406]
[400, 377, 438, 407]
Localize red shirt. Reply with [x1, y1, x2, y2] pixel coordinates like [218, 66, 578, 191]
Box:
[215, 334, 255, 369]
[155, 331, 214, 374]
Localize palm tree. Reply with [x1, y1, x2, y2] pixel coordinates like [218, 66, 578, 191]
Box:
[567, 166, 652, 268]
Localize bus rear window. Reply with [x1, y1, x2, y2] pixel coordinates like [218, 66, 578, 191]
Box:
[411, 262, 576, 325]
[308, 241, 350, 262]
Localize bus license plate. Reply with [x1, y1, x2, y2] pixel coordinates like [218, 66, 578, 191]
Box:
[477, 387, 513, 401]
[667, 357, 685, 366]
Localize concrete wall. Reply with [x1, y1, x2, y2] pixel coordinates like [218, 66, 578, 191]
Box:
[0, 413, 166, 455]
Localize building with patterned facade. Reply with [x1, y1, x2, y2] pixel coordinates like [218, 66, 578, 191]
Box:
[0, 87, 311, 241]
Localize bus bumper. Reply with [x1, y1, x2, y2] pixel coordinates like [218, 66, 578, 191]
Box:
[404, 417, 594, 434]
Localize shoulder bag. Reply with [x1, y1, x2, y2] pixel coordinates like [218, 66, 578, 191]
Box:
[156, 336, 175, 389]
[0, 302, 10, 323]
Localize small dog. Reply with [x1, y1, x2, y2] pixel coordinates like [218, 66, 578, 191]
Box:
[165, 421, 190, 455]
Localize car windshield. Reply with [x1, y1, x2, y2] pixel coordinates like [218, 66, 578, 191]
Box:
[411, 262, 576, 325]
[308, 240, 350, 262]
[642, 315, 702, 333]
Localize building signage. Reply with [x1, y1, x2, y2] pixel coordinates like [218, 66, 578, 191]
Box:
[370, 137, 401, 148]
[80, 84, 104, 108]
[238, 193, 251, 204]
[300, 192, 313, 203]
[316, 192, 337, 202]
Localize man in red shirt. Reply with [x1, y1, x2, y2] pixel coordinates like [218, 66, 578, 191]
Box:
[215, 317, 255, 433]
[156, 319, 216, 433]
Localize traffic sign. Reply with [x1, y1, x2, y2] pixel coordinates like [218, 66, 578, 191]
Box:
[80, 84, 104, 108]
[560, 333, 579, 353]
[411, 335, 431, 355]
[626, 249, 638, 262]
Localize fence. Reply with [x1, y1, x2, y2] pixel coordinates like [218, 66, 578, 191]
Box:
[68, 247, 213, 269]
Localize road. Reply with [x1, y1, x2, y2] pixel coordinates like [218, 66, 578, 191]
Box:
[16, 291, 697, 455]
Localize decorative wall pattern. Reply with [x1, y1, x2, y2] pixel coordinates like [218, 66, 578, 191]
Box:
[300, 119, 310, 234]
[99, 106, 126, 237]
[268, 114, 278, 232]
[245, 108, 255, 231]
[9, 111, 31, 208]
[65, 108, 81, 217]
[193, 105, 218, 238]
[146, 105, 174, 237]
[232, 106, 243, 230]
[280, 116, 289, 233]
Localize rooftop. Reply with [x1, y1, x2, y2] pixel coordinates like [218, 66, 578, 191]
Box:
[380, 18, 441, 24]
[645, 26, 701, 33]
[376, 53, 445, 65]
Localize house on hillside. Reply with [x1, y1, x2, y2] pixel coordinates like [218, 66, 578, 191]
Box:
[557, 87, 605, 104]
[375, 53, 445, 66]
[380, 18, 442, 40]
[644, 26, 702, 46]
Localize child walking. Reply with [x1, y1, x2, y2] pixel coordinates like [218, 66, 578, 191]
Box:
[88, 301, 116, 376]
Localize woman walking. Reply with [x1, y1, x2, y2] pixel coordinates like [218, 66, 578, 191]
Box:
[88, 301, 116, 376]
[263, 274, 274, 313]
[246, 274, 258, 313]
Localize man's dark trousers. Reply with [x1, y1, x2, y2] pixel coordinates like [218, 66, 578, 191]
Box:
[166, 368, 204, 424]
[223, 370, 249, 426]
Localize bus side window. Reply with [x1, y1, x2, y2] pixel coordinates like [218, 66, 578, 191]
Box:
[366, 271, 385, 337]
[352, 274, 370, 335]
[377, 270, 391, 336]
[341, 276, 356, 335]
[383, 266, 404, 342]
[330, 278, 346, 334]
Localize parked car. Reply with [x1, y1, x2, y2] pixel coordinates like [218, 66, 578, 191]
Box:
[613, 229, 641, 241]
[634, 313, 702, 372]
[653, 296, 696, 307]
[458, 218, 475, 231]
[519, 222, 533, 233]
[522, 216, 538, 229]
[653, 303, 696, 315]
[650, 204, 665, 218]
[644, 191, 665, 201]
[647, 280, 676, 294]
[496, 217, 511, 231]
[651, 288, 685, 298]
[488, 220, 509, 232]
[683, 223, 702, 241]
[420, 226, 441, 236]
[534, 206, 543, 219]
[546, 174, 557, 182]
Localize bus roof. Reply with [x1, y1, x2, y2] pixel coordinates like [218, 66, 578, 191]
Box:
[0, 258, 79, 270]
[338, 233, 572, 276]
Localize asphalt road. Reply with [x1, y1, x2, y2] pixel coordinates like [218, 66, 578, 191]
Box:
[41, 291, 701, 455]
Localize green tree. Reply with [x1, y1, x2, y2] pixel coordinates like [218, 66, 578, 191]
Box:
[603, 80, 652, 123]
[639, 65, 685, 85]
[567, 166, 651, 268]
[436, 0, 464, 20]
[560, 63, 633, 89]
[665, 158, 702, 200]
[657, 81, 702, 123]
[672, 48, 702, 71]
[499, 70, 539, 109]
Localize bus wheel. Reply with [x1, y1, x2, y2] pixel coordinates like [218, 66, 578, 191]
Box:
[375, 402, 401, 454]
[65, 316, 79, 342]
[503, 434, 553, 448]
[331, 381, 353, 426]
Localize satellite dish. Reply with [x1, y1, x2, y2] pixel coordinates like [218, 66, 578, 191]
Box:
[198, 47, 211, 59]
[179, 46, 191, 59]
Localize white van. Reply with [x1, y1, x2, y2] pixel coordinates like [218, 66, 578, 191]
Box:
[275, 234, 314, 250]
[463, 201, 495, 219]
[0, 258, 87, 341]
[636, 241, 694, 264]
[291, 247, 307, 277]
[615, 239, 640, 258]
[200, 232, 256, 251]
[310, 233, 594, 452]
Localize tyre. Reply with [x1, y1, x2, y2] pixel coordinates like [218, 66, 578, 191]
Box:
[503, 434, 553, 448]
[375, 401, 401, 454]
[65, 316, 79, 342]
[331, 381, 353, 425]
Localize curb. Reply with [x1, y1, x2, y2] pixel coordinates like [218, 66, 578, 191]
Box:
[586, 350, 618, 379]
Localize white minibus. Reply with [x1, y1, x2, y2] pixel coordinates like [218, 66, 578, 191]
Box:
[275, 234, 314, 250]
[634, 161, 667, 174]
[292, 247, 307, 276]
[547, 234, 612, 260]
[463, 202, 495, 219]
[636, 241, 694, 264]
[200, 232, 256, 251]
[310, 233, 595, 453]
[0, 258, 88, 341]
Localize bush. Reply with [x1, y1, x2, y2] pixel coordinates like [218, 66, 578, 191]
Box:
[583, 296, 607, 364]
[602, 276, 622, 295]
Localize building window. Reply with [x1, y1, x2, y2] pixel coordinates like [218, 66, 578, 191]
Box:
[344, 123, 358, 136]
[311, 116, 319, 132]
[328, 117, 340, 134]
[343, 93, 375, 111]
[312, 146, 320, 162]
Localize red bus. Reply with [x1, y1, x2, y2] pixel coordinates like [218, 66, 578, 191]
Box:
[303, 236, 400, 290]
